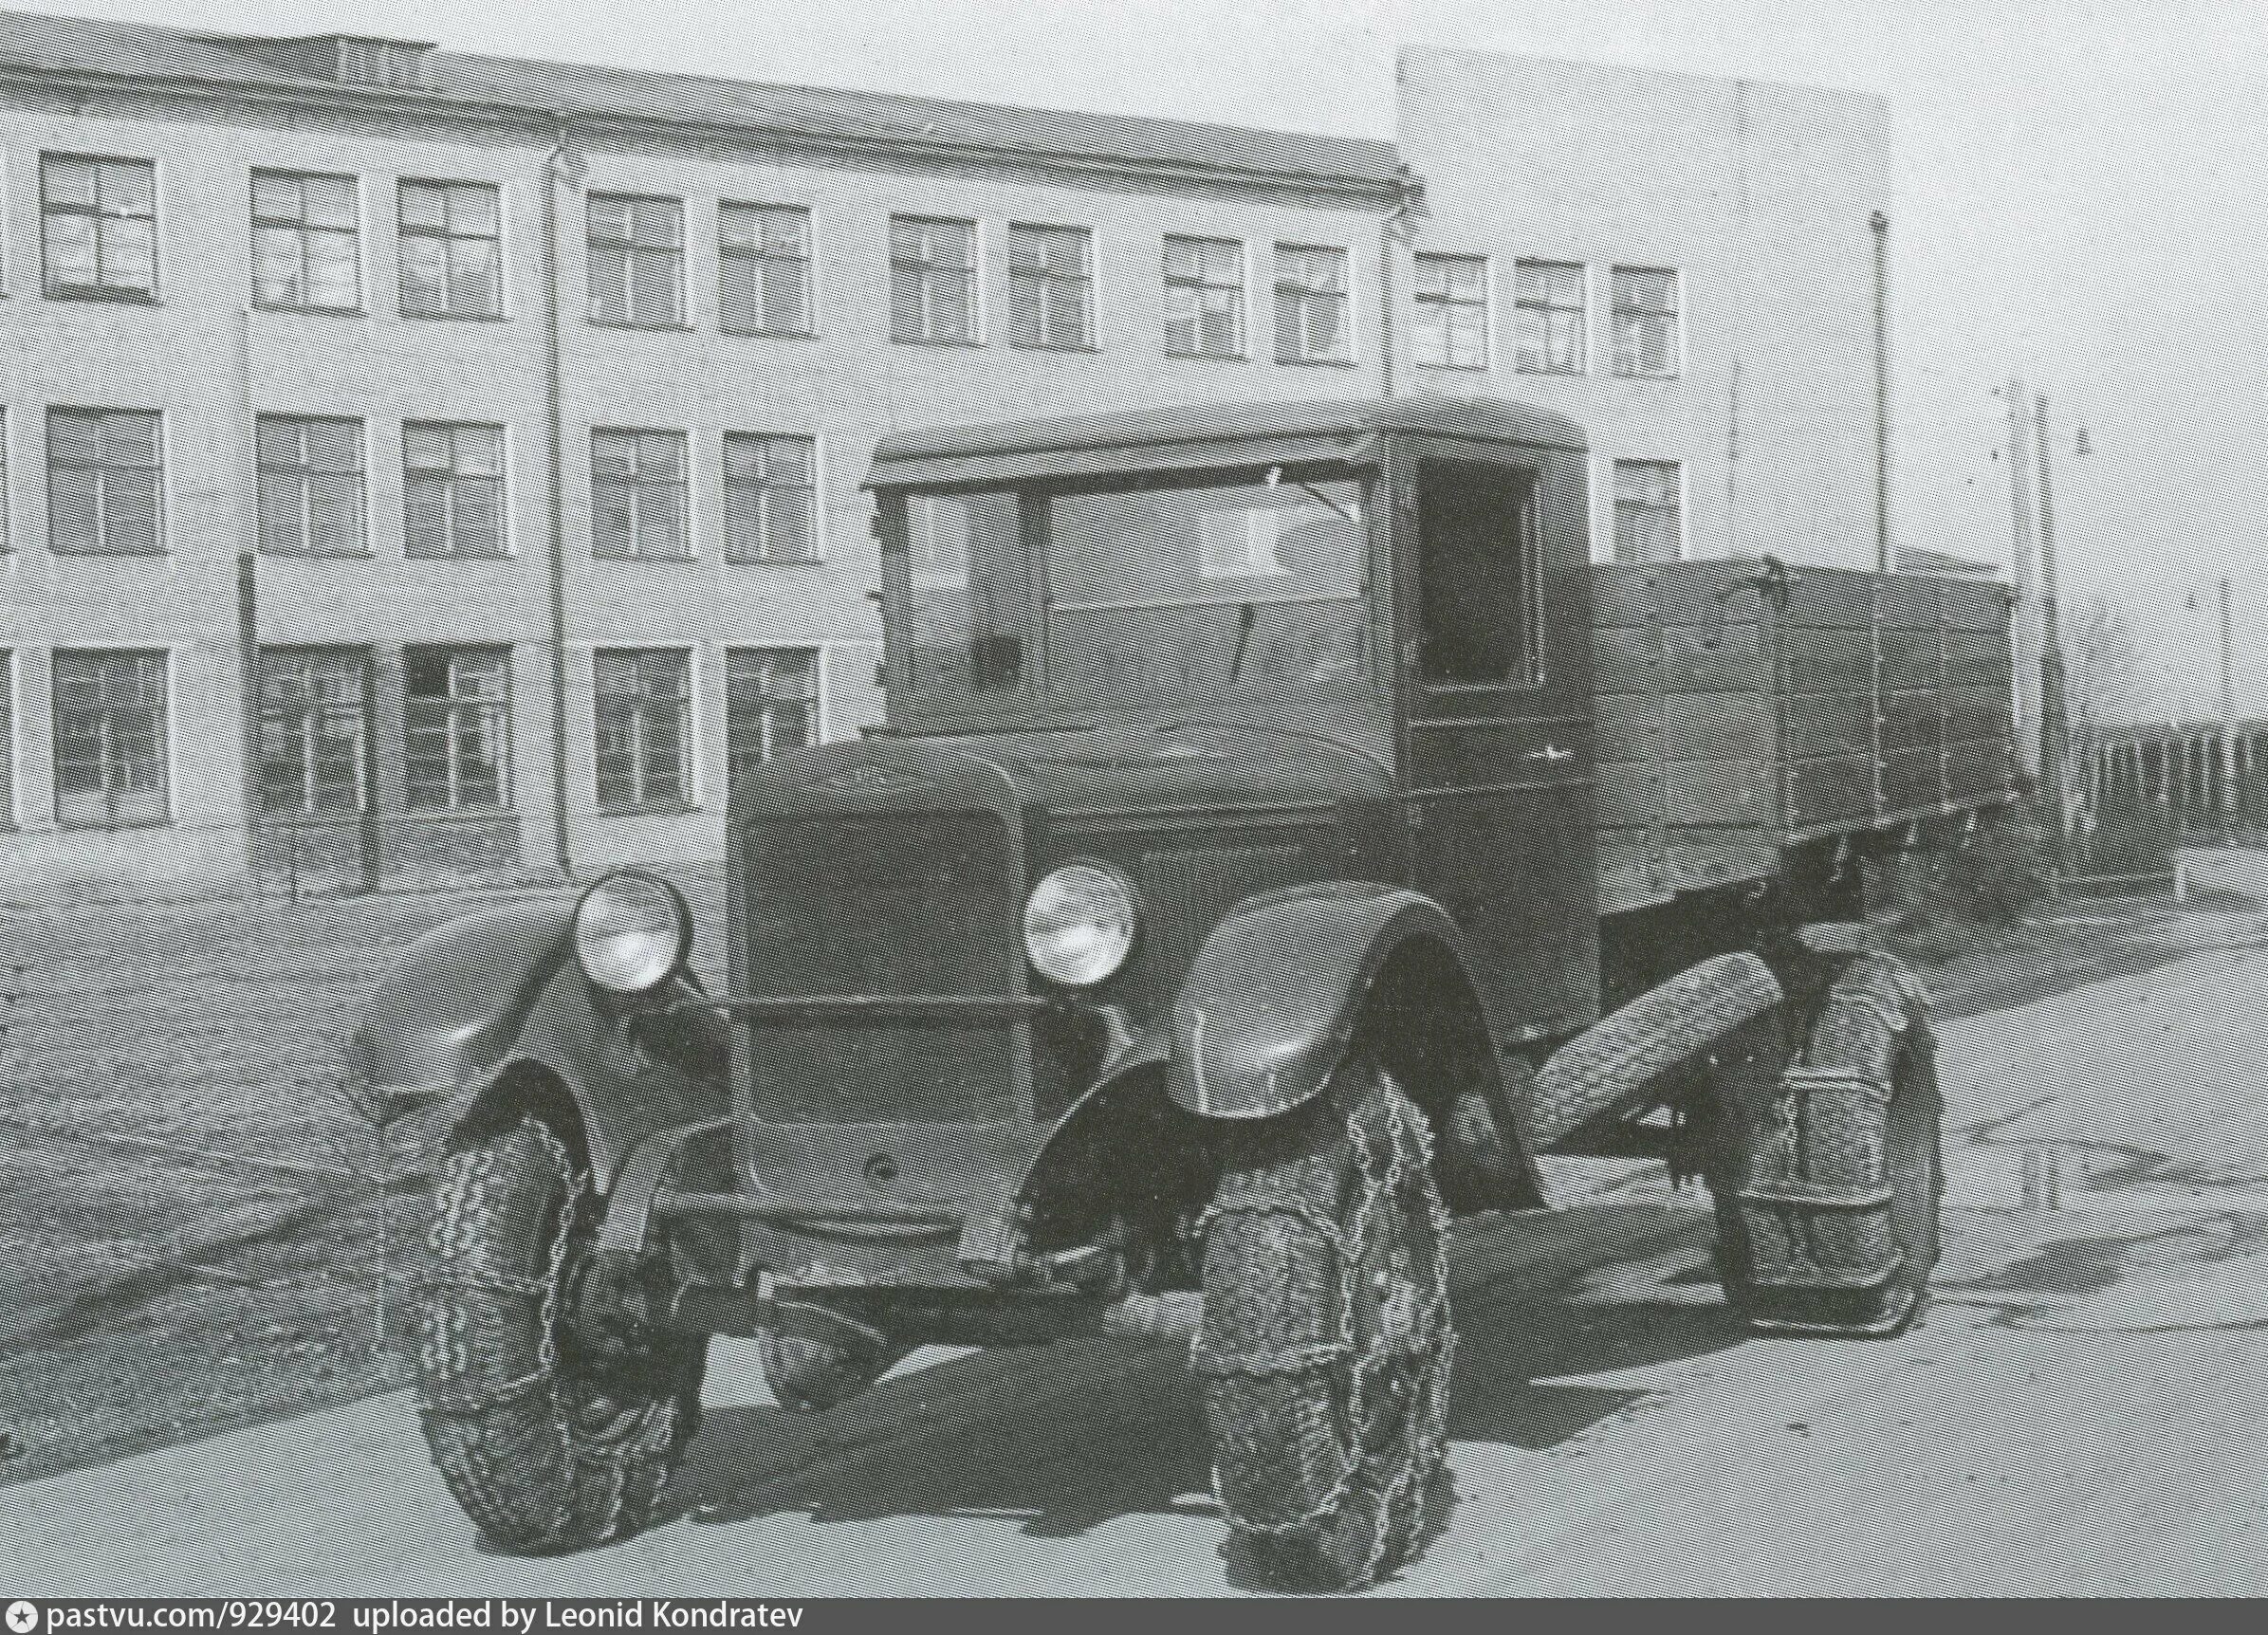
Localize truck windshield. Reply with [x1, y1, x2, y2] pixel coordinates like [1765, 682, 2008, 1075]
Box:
[898, 470, 1368, 719]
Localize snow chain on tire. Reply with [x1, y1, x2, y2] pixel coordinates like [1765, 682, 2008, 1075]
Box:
[1711, 952, 1942, 1336]
[415, 1115, 705, 1553]
[1195, 1066, 1453, 1590]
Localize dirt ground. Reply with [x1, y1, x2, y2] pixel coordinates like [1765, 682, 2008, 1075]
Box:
[0, 877, 2229, 1488]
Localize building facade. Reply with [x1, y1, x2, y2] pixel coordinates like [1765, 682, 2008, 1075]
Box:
[0, 14, 1889, 891]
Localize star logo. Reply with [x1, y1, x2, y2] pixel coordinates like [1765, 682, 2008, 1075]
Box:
[7, 1602, 39, 1634]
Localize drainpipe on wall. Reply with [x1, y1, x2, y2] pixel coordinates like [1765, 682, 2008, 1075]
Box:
[1871, 209, 1892, 574]
[1378, 166, 1423, 398]
[543, 121, 582, 882]
[234, 306, 258, 880]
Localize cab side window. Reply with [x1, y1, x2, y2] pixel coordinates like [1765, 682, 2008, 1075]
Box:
[1416, 460, 1540, 689]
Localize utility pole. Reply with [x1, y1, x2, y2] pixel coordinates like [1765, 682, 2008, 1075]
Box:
[2219, 575, 2236, 836]
[2035, 394, 2068, 862]
[2006, 378, 2039, 781]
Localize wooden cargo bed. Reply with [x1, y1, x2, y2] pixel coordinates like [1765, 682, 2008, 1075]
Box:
[1592, 558, 2017, 918]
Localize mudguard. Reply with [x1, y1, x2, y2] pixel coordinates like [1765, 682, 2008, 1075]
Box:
[346, 903, 729, 1185]
[1169, 880, 1546, 1207]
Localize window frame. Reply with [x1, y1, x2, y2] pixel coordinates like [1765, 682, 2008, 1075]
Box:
[1006, 222, 1095, 352]
[0, 405, 10, 556]
[40, 152, 158, 303]
[255, 413, 369, 558]
[1164, 233, 1246, 359]
[591, 427, 692, 561]
[1514, 258, 1588, 377]
[404, 645, 512, 814]
[723, 432, 820, 565]
[0, 647, 14, 831]
[249, 167, 362, 314]
[1273, 242, 1353, 366]
[1610, 457, 1686, 564]
[889, 214, 982, 346]
[47, 406, 164, 557]
[397, 177, 505, 321]
[593, 646, 696, 813]
[51, 646, 171, 830]
[586, 192, 687, 330]
[1412, 251, 1490, 372]
[254, 647, 373, 818]
[725, 645, 821, 791]
[719, 200, 813, 338]
[1611, 265, 1683, 379]
[404, 420, 508, 560]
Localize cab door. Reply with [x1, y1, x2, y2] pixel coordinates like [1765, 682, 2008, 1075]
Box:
[1396, 435, 1598, 1044]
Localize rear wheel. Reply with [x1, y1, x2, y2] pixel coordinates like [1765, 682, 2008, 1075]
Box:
[1196, 1058, 1452, 1591]
[1708, 954, 1942, 1336]
[415, 1113, 707, 1552]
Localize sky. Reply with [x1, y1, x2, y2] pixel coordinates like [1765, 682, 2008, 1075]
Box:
[16, 0, 2268, 716]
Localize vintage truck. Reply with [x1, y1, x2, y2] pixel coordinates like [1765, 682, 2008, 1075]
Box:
[355, 398, 2015, 1589]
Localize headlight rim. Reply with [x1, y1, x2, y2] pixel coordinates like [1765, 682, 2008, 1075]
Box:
[1023, 857, 1141, 989]
[572, 867, 693, 997]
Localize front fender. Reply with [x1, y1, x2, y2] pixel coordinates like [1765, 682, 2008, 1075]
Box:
[348, 903, 577, 1094]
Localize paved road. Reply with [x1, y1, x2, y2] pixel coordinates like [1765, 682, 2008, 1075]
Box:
[9, 925, 2268, 1595]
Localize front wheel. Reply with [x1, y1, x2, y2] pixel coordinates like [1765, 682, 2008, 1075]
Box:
[414, 1112, 707, 1552]
[1196, 1059, 1452, 1591]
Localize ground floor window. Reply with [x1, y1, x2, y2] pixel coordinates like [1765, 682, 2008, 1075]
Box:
[595, 648, 691, 811]
[726, 648, 817, 795]
[257, 649, 369, 816]
[0, 651, 13, 826]
[1612, 459, 1683, 564]
[406, 647, 510, 811]
[53, 648, 168, 828]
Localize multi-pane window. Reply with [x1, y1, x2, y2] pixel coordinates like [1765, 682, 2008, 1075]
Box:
[1, 408, 9, 554]
[399, 179, 502, 320]
[1612, 266, 1681, 378]
[890, 216, 978, 344]
[1165, 235, 1244, 358]
[1612, 460, 1683, 564]
[594, 649, 691, 811]
[1008, 224, 1093, 349]
[720, 203, 811, 336]
[1414, 253, 1488, 370]
[52, 649, 168, 828]
[405, 648, 509, 812]
[1515, 259, 1586, 376]
[251, 170, 360, 311]
[1274, 244, 1350, 364]
[405, 422, 507, 559]
[257, 415, 366, 557]
[256, 650, 369, 817]
[48, 408, 161, 556]
[0, 652, 12, 827]
[726, 648, 818, 792]
[41, 155, 157, 300]
[588, 193, 684, 327]
[592, 430, 690, 560]
[724, 433, 816, 564]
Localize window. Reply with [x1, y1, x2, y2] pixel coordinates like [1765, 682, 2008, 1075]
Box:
[1008, 224, 1092, 349]
[903, 491, 1029, 701]
[0, 651, 12, 827]
[588, 193, 683, 327]
[592, 430, 690, 560]
[1612, 266, 1681, 378]
[726, 648, 818, 791]
[52, 649, 168, 828]
[257, 415, 366, 556]
[405, 648, 509, 811]
[251, 170, 360, 311]
[1515, 260, 1586, 376]
[595, 649, 691, 810]
[890, 216, 978, 344]
[724, 433, 816, 563]
[399, 180, 502, 320]
[1613, 460, 1683, 563]
[42, 155, 156, 300]
[48, 408, 161, 556]
[405, 422, 506, 559]
[1165, 235, 1244, 358]
[1, 407, 9, 554]
[1274, 244, 1350, 364]
[1414, 253, 1488, 370]
[720, 203, 810, 336]
[1417, 461, 1540, 689]
[256, 650, 369, 816]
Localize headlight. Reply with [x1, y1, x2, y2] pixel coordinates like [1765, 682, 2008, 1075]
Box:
[1023, 862, 1137, 987]
[574, 870, 691, 995]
